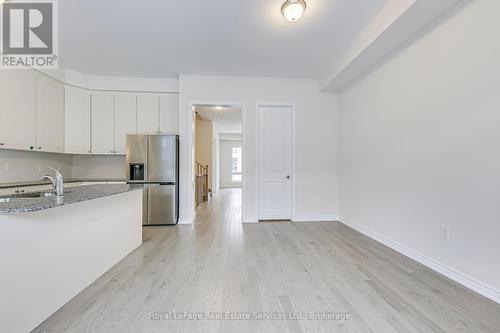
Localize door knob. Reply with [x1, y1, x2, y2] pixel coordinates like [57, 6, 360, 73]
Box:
[285, 175, 290, 179]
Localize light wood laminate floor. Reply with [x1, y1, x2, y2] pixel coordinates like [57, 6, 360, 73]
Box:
[34, 189, 500, 333]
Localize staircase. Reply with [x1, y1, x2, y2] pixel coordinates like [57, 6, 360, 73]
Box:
[195, 162, 210, 207]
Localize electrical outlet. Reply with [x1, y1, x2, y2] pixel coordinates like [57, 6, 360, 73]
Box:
[38, 165, 42, 173]
[440, 227, 450, 240]
[5, 163, 13, 172]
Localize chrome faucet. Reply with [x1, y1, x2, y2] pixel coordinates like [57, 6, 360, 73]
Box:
[40, 167, 64, 196]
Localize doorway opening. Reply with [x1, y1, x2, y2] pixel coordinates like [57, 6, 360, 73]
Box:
[192, 104, 243, 220]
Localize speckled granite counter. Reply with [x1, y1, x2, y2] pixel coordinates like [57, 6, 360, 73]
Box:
[0, 184, 144, 213]
[0, 178, 126, 189]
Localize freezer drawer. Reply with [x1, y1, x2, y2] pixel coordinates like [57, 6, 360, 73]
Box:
[146, 184, 177, 225]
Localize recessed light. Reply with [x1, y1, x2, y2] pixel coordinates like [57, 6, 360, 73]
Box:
[215, 106, 223, 110]
[281, 0, 307, 22]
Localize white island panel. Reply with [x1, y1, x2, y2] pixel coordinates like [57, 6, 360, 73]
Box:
[0, 190, 143, 333]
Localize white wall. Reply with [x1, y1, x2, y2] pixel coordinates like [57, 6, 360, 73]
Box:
[220, 139, 242, 188]
[179, 75, 339, 223]
[339, 0, 500, 301]
[0, 150, 73, 183]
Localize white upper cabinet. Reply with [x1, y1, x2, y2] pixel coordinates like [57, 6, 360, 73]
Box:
[36, 74, 64, 153]
[0, 69, 178, 156]
[137, 95, 159, 134]
[65, 86, 91, 154]
[0, 70, 37, 151]
[91, 92, 137, 155]
[114, 94, 137, 154]
[92, 94, 115, 155]
[159, 94, 179, 135]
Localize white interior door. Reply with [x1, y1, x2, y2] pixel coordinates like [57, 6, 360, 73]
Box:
[258, 105, 293, 220]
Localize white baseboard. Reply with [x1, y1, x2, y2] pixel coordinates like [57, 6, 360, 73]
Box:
[292, 215, 339, 222]
[177, 218, 193, 225]
[342, 220, 500, 305]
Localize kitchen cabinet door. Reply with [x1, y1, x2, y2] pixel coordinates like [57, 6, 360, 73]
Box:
[65, 86, 91, 154]
[92, 94, 115, 154]
[159, 94, 179, 135]
[114, 94, 137, 155]
[137, 95, 159, 134]
[36, 74, 64, 153]
[0, 70, 37, 151]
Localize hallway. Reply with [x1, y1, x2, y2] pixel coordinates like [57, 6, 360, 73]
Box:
[34, 189, 500, 333]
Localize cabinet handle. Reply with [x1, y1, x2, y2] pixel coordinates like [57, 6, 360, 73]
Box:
[20, 190, 25, 193]
[38, 147, 42, 150]
[0, 143, 4, 146]
[14, 190, 20, 194]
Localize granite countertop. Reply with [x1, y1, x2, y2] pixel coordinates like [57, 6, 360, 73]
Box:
[0, 184, 144, 214]
[0, 178, 127, 190]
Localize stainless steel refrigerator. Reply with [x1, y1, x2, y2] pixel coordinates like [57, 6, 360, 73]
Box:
[126, 135, 179, 225]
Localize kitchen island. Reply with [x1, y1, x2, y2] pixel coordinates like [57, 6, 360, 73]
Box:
[0, 184, 144, 333]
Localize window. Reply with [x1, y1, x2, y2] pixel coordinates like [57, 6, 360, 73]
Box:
[231, 147, 242, 182]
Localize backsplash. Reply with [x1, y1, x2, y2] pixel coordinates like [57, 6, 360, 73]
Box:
[72, 155, 125, 179]
[0, 150, 73, 184]
[0, 150, 126, 184]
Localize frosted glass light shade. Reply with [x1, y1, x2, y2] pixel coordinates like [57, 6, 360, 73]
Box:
[281, 0, 306, 22]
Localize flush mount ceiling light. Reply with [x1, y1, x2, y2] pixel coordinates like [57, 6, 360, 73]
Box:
[281, 0, 307, 22]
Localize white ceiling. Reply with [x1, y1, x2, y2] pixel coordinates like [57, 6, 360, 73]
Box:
[196, 106, 242, 133]
[59, 0, 388, 78]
